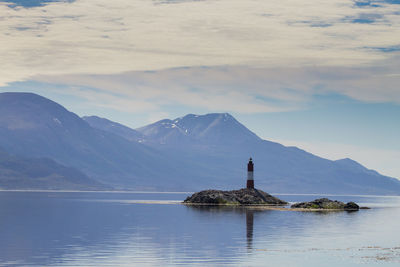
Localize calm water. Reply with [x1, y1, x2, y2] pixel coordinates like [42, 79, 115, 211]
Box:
[1, 191, 400, 266]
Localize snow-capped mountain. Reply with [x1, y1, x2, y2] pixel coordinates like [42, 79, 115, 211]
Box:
[136, 113, 260, 146]
[1, 92, 400, 194]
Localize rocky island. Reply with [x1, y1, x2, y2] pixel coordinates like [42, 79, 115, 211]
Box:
[184, 159, 362, 210]
[183, 158, 286, 206]
[291, 198, 360, 211]
[183, 188, 287, 205]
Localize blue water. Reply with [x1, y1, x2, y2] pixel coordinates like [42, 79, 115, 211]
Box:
[0, 191, 399, 266]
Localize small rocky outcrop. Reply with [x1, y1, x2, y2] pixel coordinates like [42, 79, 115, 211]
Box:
[344, 201, 360, 210]
[291, 198, 359, 210]
[183, 188, 287, 205]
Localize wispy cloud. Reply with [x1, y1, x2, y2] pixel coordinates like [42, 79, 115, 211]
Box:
[0, 0, 399, 87]
[35, 67, 304, 114]
[33, 61, 400, 115]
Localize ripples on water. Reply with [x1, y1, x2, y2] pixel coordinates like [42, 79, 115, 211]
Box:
[0, 191, 399, 266]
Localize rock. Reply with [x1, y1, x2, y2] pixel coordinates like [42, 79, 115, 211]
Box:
[184, 188, 287, 205]
[344, 201, 360, 210]
[291, 198, 359, 211]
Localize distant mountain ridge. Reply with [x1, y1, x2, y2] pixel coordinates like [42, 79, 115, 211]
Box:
[334, 158, 378, 175]
[83, 116, 144, 142]
[1, 92, 399, 194]
[88, 111, 400, 195]
[0, 148, 107, 190]
[0, 92, 190, 190]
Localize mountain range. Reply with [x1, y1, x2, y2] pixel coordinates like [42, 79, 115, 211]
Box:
[1, 92, 399, 194]
[0, 147, 106, 190]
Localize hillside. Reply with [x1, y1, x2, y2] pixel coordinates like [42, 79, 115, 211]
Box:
[1, 92, 399, 194]
[0, 148, 107, 190]
[0, 92, 192, 190]
[83, 116, 144, 142]
[136, 113, 400, 194]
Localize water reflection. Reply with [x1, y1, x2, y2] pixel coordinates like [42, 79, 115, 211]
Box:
[184, 205, 262, 253]
[246, 209, 254, 251]
[1, 192, 264, 266]
[1, 192, 400, 266]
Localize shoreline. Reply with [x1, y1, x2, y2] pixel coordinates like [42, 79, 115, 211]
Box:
[0, 189, 194, 194]
[0, 189, 398, 197]
[182, 202, 367, 211]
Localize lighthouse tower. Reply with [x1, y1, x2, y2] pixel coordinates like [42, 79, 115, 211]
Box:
[247, 158, 254, 189]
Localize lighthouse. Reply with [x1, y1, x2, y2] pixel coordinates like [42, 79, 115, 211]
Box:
[247, 158, 254, 189]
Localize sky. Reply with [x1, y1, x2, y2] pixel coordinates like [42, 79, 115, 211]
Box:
[0, 0, 399, 178]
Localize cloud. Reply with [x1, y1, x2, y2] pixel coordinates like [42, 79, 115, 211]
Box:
[57, 86, 160, 113]
[0, 0, 400, 88]
[32, 60, 400, 115]
[34, 67, 305, 114]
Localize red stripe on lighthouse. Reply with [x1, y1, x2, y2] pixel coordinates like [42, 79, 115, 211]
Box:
[247, 180, 254, 189]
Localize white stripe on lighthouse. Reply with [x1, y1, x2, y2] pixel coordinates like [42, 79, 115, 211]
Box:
[247, 171, 254, 180]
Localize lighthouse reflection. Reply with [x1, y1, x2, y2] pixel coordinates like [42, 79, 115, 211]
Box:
[184, 205, 258, 252]
[246, 209, 254, 251]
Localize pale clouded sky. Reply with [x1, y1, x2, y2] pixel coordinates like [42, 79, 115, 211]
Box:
[1, 0, 399, 178]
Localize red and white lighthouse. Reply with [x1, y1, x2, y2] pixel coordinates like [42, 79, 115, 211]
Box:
[247, 158, 254, 189]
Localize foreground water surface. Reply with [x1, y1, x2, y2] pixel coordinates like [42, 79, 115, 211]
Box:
[0, 191, 399, 266]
